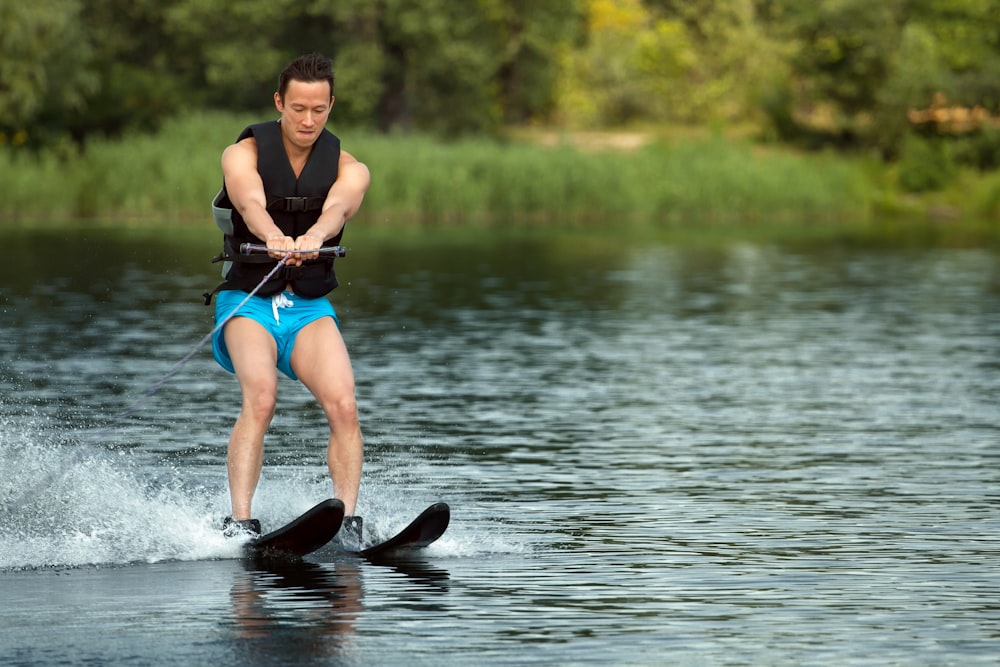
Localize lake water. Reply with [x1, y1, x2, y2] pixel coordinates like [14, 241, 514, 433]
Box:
[1, 226, 998, 666]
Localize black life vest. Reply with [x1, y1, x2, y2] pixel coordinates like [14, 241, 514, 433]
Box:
[204, 120, 342, 304]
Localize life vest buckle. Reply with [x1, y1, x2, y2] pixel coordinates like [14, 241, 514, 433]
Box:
[285, 196, 309, 212]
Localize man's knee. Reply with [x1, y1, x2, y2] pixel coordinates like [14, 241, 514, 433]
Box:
[242, 389, 278, 423]
[324, 393, 359, 429]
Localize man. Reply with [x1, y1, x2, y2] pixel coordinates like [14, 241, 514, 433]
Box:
[207, 53, 370, 540]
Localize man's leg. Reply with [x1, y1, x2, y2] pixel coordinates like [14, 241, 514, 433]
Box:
[290, 316, 363, 515]
[224, 317, 280, 520]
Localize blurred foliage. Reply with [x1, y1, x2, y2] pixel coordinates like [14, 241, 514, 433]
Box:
[1, 0, 999, 185]
[1, 0, 577, 144]
[898, 134, 955, 193]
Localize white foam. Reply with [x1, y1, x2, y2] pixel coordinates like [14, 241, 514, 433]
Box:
[0, 412, 521, 569]
[0, 411, 239, 570]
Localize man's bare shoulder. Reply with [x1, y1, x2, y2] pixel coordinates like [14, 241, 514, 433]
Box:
[222, 137, 258, 171]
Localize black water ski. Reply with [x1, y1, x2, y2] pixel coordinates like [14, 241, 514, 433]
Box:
[245, 499, 345, 560]
[358, 502, 450, 559]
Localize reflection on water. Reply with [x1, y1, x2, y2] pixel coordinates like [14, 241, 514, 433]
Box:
[0, 227, 999, 665]
[229, 561, 364, 643]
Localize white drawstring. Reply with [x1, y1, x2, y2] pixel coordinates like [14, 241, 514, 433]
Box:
[271, 293, 294, 324]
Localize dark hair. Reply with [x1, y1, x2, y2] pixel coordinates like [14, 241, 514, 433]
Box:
[277, 53, 335, 100]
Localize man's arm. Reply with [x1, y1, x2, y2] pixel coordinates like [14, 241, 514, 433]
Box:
[298, 150, 371, 252]
[221, 139, 294, 259]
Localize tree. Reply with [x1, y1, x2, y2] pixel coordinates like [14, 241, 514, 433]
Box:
[0, 0, 97, 147]
[167, 0, 580, 135]
[758, 0, 906, 148]
[165, 0, 341, 111]
[645, 0, 793, 125]
[483, 0, 583, 124]
[756, 0, 1000, 161]
[907, 0, 1000, 106]
[555, 0, 790, 128]
[556, 0, 695, 127]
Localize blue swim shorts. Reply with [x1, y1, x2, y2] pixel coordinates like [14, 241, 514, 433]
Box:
[212, 290, 340, 381]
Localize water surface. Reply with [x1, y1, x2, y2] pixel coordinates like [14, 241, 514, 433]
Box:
[1, 226, 998, 665]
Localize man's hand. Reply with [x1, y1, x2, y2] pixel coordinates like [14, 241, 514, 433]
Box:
[294, 234, 323, 262]
[266, 233, 298, 264]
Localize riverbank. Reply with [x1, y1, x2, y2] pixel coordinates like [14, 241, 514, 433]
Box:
[1, 111, 998, 244]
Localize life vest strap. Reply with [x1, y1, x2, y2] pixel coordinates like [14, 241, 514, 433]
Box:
[266, 196, 325, 213]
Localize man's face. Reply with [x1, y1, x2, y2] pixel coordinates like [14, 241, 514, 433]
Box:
[274, 80, 334, 149]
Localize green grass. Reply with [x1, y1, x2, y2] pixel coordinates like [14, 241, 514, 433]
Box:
[0, 112, 233, 225]
[352, 131, 871, 226]
[1, 111, 998, 246]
